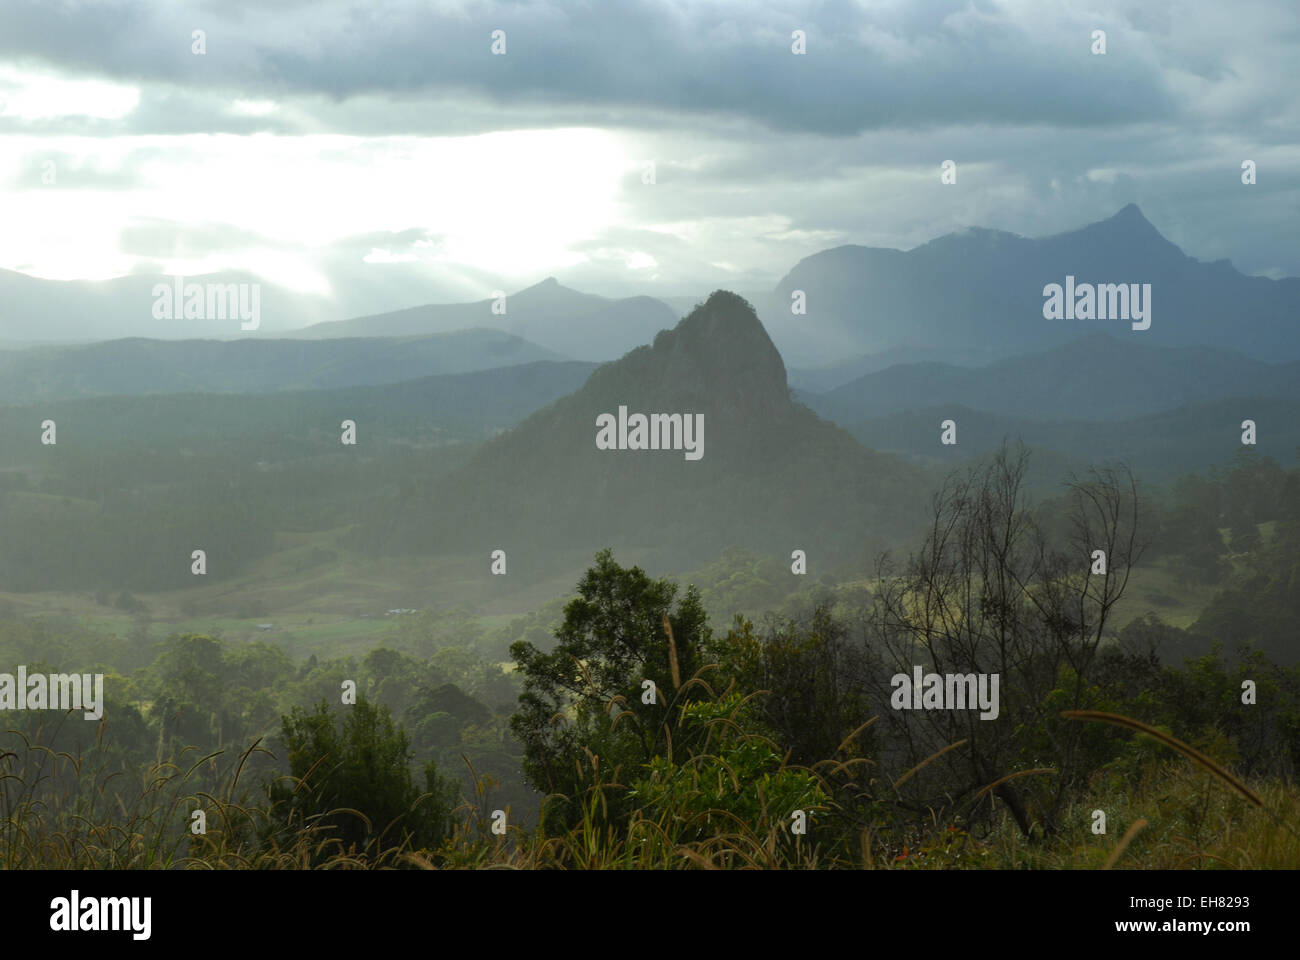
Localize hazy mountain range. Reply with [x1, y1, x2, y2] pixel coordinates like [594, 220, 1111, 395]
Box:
[5, 206, 1296, 374]
[758, 204, 1300, 368]
[0, 267, 327, 340]
[292, 277, 679, 362]
[0, 359, 598, 462]
[802, 333, 1300, 424]
[0, 329, 569, 405]
[844, 396, 1300, 484]
[1, 203, 1295, 526]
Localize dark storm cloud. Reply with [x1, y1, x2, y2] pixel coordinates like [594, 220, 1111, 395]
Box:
[0, 1, 1294, 289]
[0, 0, 1186, 135]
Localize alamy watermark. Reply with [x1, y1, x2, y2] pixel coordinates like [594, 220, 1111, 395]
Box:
[0, 667, 103, 719]
[50, 890, 150, 940]
[596, 406, 704, 461]
[1042, 275, 1150, 330]
[152, 276, 261, 330]
[890, 666, 1000, 720]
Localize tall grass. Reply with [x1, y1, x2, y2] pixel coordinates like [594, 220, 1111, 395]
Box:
[2, 705, 1295, 869]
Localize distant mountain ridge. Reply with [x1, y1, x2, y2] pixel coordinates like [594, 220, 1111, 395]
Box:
[845, 397, 1300, 484]
[3, 205, 1294, 372]
[804, 333, 1300, 423]
[0, 268, 331, 341]
[786, 345, 981, 393]
[0, 359, 599, 463]
[0, 330, 567, 404]
[292, 277, 679, 361]
[759, 204, 1300, 367]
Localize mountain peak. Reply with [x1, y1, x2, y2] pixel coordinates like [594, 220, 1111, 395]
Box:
[420, 285, 922, 561]
[672, 290, 770, 348]
[1055, 201, 1178, 257]
[581, 288, 790, 422]
[1110, 202, 1151, 226]
[660, 290, 787, 390]
[1095, 203, 1166, 241]
[515, 275, 574, 297]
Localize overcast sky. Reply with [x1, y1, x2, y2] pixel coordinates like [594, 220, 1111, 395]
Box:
[0, 0, 1295, 314]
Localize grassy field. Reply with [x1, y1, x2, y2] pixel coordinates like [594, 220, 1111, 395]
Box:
[1110, 560, 1210, 630]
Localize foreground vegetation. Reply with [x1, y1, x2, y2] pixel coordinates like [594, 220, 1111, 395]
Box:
[0, 444, 1296, 869]
[1, 692, 1295, 869]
